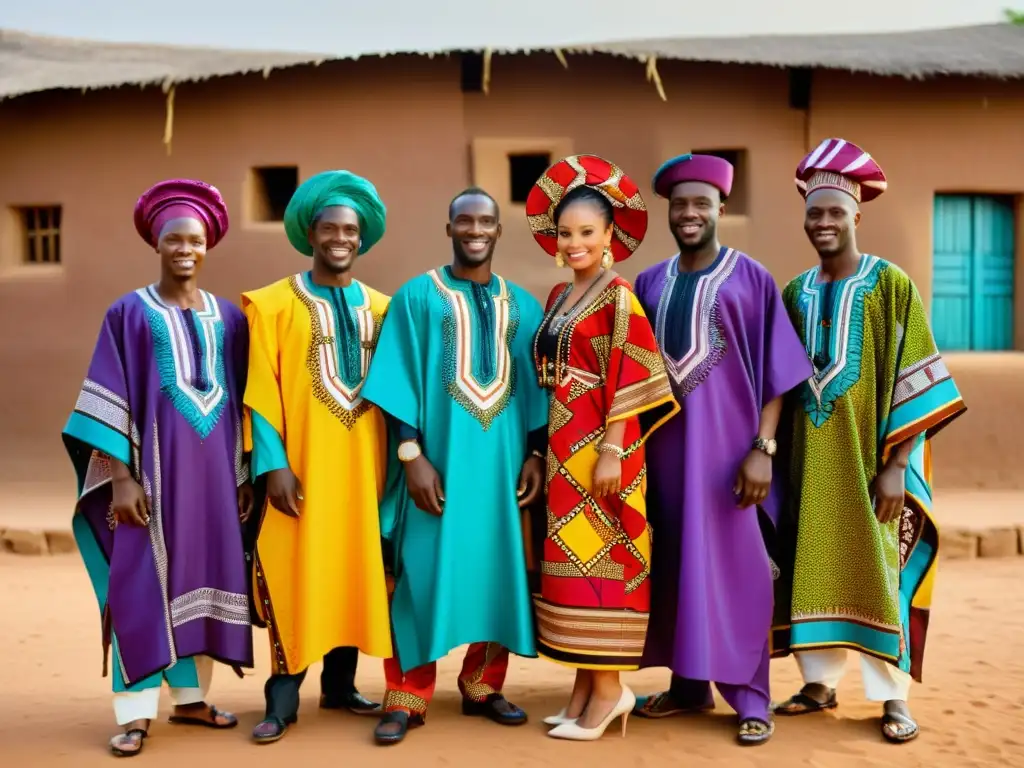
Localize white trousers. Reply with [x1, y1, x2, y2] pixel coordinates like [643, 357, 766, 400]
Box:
[796, 648, 912, 702]
[113, 656, 214, 725]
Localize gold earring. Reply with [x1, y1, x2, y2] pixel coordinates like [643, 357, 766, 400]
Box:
[601, 247, 613, 269]
[555, 253, 566, 268]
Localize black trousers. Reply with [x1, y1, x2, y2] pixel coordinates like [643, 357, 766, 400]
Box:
[264, 646, 359, 722]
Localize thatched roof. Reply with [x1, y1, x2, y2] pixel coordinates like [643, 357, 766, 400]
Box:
[0, 30, 326, 99]
[2, 23, 1023, 101]
[591, 23, 1024, 79]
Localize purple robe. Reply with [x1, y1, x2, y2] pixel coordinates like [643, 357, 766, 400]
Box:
[634, 249, 811, 686]
[63, 286, 253, 688]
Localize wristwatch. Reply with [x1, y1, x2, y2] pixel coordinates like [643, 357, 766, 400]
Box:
[397, 440, 422, 462]
[752, 437, 777, 457]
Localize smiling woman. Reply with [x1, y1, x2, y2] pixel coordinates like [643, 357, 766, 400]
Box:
[526, 154, 678, 742]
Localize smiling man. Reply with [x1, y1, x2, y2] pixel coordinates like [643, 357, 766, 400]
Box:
[241, 170, 394, 744]
[62, 179, 253, 757]
[630, 154, 811, 746]
[361, 187, 548, 745]
[772, 139, 966, 744]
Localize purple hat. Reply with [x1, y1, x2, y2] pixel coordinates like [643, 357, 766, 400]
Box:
[652, 153, 734, 199]
[134, 179, 230, 249]
[796, 138, 887, 203]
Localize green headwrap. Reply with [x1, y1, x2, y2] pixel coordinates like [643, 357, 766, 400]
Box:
[283, 170, 387, 257]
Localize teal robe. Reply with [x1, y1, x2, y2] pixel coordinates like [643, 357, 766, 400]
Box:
[362, 266, 548, 672]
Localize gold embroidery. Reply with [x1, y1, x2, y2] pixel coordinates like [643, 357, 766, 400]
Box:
[289, 275, 375, 430]
[614, 227, 641, 254]
[611, 286, 630, 350]
[430, 270, 517, 431]
[566, 378, 594, 402]
[589, 335, 611, 380]
[623, 341, 664, 372]
[383, 689, 429, 715]
[567, 425, 604, 456]
[618, 468, 644, 501]
[545, 446, 558, 486]
[541, 558, 625, 581]
[549, 493, 620, 574]
[548, 398, 574, 437]
[459, 642, 502, 701]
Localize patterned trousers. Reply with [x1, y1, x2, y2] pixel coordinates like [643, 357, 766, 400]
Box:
[383, 642, 509, 718]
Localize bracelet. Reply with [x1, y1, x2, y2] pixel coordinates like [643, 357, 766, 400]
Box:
[596, 443, 624, 460]
[530, 449, 545, 460]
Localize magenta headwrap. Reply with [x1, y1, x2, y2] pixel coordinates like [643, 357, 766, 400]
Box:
[133, 179, 230, 249]
[652, 153, 734, 199]
[795, 138, 887, 204]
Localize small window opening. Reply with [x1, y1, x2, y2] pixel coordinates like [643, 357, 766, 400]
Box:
[508, 153, 552, 204]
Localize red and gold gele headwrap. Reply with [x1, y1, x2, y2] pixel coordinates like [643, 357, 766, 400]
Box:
[525, 154, 648, 262]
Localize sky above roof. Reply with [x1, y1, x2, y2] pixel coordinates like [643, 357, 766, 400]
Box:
[1, 0, 1015, 54]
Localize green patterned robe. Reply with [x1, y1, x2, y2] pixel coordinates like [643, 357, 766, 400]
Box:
[773, 255, 966, 681]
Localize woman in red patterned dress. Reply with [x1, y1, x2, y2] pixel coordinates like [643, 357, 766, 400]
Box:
[526, 155, 679, 741]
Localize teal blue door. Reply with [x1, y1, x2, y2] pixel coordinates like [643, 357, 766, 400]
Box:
[932, 195, 1016, 351]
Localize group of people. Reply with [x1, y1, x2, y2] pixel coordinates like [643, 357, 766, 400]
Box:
[62, 137, 966, 758]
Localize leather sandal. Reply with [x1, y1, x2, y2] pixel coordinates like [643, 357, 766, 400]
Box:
[737, 717, 775, 746]
[773, 686, 838, 715]
[634, 691, 716, 718]
[881, 710, 919, 743]
[109, 728, 148, 758]
[168, 704, 237, 729]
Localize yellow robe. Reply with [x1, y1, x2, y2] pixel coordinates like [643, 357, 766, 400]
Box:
[242, 273, 393, 674]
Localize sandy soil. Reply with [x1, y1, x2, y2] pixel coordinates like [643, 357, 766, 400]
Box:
[2, 553, 1022, 768]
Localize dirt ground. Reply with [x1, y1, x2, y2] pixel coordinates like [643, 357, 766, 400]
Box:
[2, 553, 1021, 768]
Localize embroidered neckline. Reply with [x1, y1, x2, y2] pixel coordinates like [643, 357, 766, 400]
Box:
[533, 279, 623, 391]
[796, 255, 883, 426]
[653, 248, 738, 397]
[441, 265, 498, 290]
[290, 273, 379, 429]
[428, 268, 518, 430]
[137, 286, 226, 438]
[301, 273, 367, 391]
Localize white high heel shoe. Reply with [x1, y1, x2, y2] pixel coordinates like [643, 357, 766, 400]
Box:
[542, 708, 576, 726]
[546, 686, 635, 741]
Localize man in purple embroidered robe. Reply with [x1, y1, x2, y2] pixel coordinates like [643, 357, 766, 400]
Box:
[62, 179, 253, 757]
[631, 154, 812, 745]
